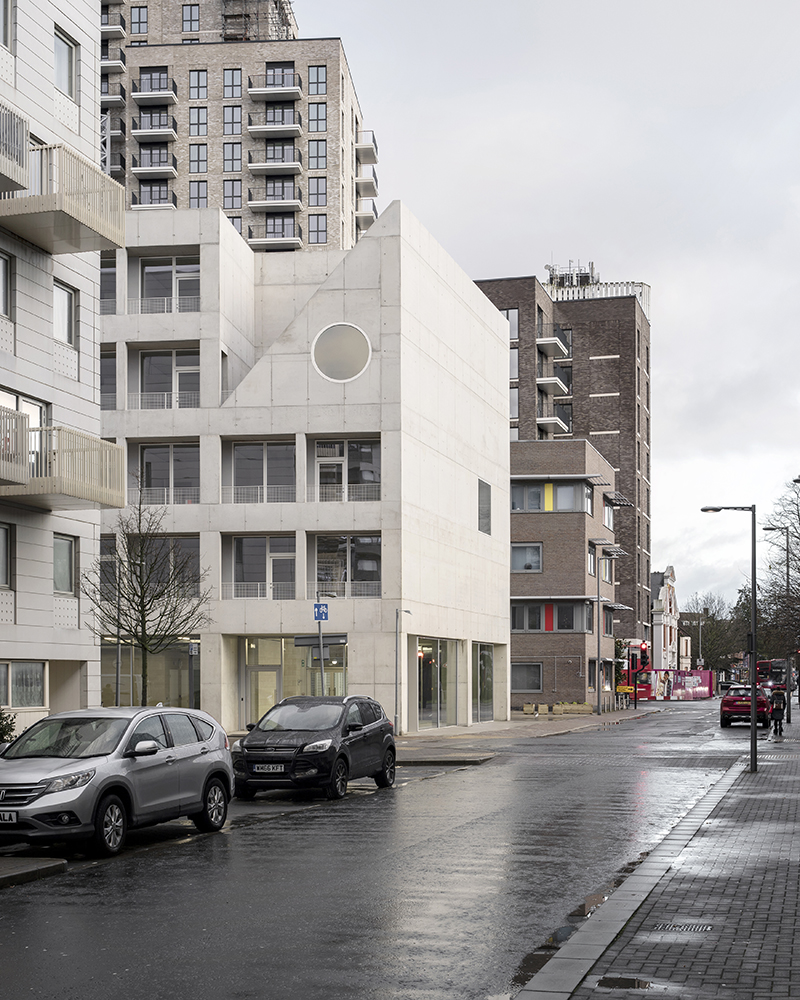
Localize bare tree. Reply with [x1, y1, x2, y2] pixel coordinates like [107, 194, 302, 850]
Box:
[760, 481, 800, 659]
[680, 591, 738, 674]
[82, 493, 212, 706]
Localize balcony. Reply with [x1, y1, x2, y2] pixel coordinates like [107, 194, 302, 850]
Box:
[247, 222, 302, 251]
[127, 390, 200, 409]
[354, 130, 378, 165]
[108, 153, 126, 176]
[248, 185, 301, 212]
[131, 116, 177, 143]
[221, 581, 295, 600]
[130, 486, 200, 506]
[100, 12, 126, 38]
[131, 189, 177, 210]
[306, 581, 380, 600]
[0, 406, 29, 485]
[247, 148, 301, 175]
[536, 402, 571, 435]
[247, 73, 302, 101]
[0, 144, 124, 253]
[131, 78, 178, 106]
[355, 199, 378, 230]
[536, 323, 572, 358]
[132, 153, 178, 179]
[0, 427, 125, 509]
[355, 166, 378, 199]
[127, 296, 200, 314]
[306, 484, 380, 503]
[247, 111, 301, 139]
[0, 97, 29, 193]
[221, 485, 296, 503]
[100, 82, 126, 108]
[536, 361, 571, 396]
[100, 47, 126, 74]
[102, 117, 125, 139]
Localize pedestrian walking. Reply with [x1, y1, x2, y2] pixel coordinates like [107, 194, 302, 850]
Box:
[770, 687, 786, 737]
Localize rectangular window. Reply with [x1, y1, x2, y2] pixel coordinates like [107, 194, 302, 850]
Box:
[588, 544, 596, 576]
[223, 142, 241, 171]
[189, 69, 207, 100]
[131, 6, 148, 33]
[604, 500, 614, 530]
[53, 534, 75, 595]
[189, 107, 207, 136]
[139, 66, 167, 90]
[501, 307, 519, 340]
[189, 144, 207, 172]
[223, 179, 241, 210]
[223, 106, 242, 135]
[0, 0, 10, 49]
[308, 140, 327, 170]
[511, 663, 542, 693]
[509, 345, 518, 380]
[478, 479, 491, 535]
[511, 544, 542, 573]
[556, 604, 574, 631]
[309, 103, 327, 132]
[229, 216, 242, 234]
[139, 181, 168, 205]
[100, 350, 116, 407]
[308, 214, 327, 244]
[223, 68, 241, 98]
[316, 535, 381, 597]
[308, 176, 327, 206]
[0, 253, 10, 318]
[604, 607, 614, 636]
[0, 523, 10, 588]
[308, 65, 327, 95]
[189, 180, 207, 208]
[6, 662, 45, 707]
[54, 30, 76, 100]
[602, 558, 612, 583]
[141, 443, 200, 503]
[555, 484, 575, 511]
[182, 4, 199, 31]
[584, 485, 594, 516]
[511, 483, 542, 511]
[53, 282, 75, 346]
[510, 386, 519, 419]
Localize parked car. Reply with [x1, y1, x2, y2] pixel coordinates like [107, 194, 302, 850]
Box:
[719, 685, 771, 728]
[0, 707, 233, 856]
[232, 695, 395, 800]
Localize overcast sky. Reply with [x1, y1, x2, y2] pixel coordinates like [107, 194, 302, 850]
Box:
[299, 0, 800, 609]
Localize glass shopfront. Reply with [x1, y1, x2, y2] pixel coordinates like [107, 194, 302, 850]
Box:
[101, 637, 200, 708]
[472, 642, 494, 722]
[417, 637, 457, 729]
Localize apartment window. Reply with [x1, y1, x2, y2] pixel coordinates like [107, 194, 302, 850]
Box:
[100, 350, 116, 408]
[315, 535, 381, 597]
[223, 68, 241, 98]
[308, 65, 327, 95]
[53, 282, 75, 346]
[312, 439, 380, 501]
[189, 107, 207, 135]
[54, 30, 76, 100]
[232, 442, 295, 501]
[308, 214, 327, 244]
[0, 389, 45, 430]
[0, 252, 10, 318]
[189, 144, 207, 172]
[189, 70, 207, 100]
[189, 180, 207, 208]
[509, 386, 518, 419]
[511, 483, 542, 511]
[603, 500, 614, 530]
[139, 180, 168, 205]
[223, 142, 241, 171]
[140, 443, 200, 504]
[140, 349, 199, 407]
[1, 662, 45, 708]
[223, 106, 241, 135]
[511, 544, 542, 573]
[139, 66, 168, 91]
[509, 345, 518, 379]
[0, 523, 10, 588]
[501, 307, 519, 340]
[478, 479, 491, 535]
[182, 4, 199, 31]
[131, 6, 148, 33]
[602, 557, 613, 583]
[604, 607, 614, 635]
[223, 179, 241, 210]
[308, 177, 326, 206]
[229, 216, 242, 234]
[0, 0, 10, 49]
[584, 485, 594, 517]
[512, 663, 543, 694]
[308, 140, 326, 169]
[511, 603, 542, 631]
[53, 534, 76, 595]
[130, 39, 148, 47]
[309, 103, 327, 132]
[588, 543, 596, 576]
[140, 258, 199, 308]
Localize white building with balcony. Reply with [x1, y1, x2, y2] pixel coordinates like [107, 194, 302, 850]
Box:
[0, 0, 125, 731]
[100, 203, 510, 733]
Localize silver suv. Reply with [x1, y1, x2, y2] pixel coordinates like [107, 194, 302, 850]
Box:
[0, 707, 233, 856]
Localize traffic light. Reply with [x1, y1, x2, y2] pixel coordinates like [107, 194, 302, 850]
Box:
[640, 642, 649, 668]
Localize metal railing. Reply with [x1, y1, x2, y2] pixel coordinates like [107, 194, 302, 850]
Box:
[221, 581, 295, 600]
[536, 360, 572, 390]
[100, 82, 126, 102]
[0, 406, 29, 484]
[0, 97, 28, 191]
[356, 130, 378, 153]
[249, 185, 300, 203]
[221, 485, 296, 503]
[306, 484, 380, 503]
[133, 77, 177, 96]
[130, 486, 200, 506]
[100, 11, 126, 28]
[307, 581, 381, 600]
[555, 403, 572, 429]
[248, 222, 300, 241]
[100, 392, 116, 410]
[133, 152, 177, 170]
[248, 110, 301, 127]
[102, 119, 126, 137]
[131, 189, 178, 208]
[250, 147, 301, 166]
[248, 72, 301, 90]
[132, 115, 177, 133]
[127, 296, 200, 314]
[101, 47, 126, 65]
[127, 391, 200, 410]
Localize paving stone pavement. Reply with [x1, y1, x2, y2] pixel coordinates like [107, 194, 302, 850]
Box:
[521, 737, 800, 1000]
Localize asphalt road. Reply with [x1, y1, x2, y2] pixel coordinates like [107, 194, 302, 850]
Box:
[0, 701, 763, 1000]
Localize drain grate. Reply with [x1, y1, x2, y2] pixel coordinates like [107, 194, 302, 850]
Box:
[597, 976, 650, 989]
[652, 922, 712, 932]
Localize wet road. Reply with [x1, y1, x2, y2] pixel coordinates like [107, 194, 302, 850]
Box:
[0, 701, 764, 1000]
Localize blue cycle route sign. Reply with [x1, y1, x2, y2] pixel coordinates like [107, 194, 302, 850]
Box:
[314, 603, 329, 622]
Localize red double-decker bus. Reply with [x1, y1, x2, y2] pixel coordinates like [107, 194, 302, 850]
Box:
[757, 659, 789, 689]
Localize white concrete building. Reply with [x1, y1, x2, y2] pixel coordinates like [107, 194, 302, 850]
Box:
[650, 566, 678, 672]
[0, 0, 125, 731]
[100, 202, 510, 732]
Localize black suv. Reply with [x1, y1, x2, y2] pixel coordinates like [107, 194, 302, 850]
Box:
[232, 695, 395, 800]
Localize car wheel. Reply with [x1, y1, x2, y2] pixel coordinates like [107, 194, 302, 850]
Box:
[325, 758, 348, 800]
[374, 749, 396, 788]
[720, 716, 730, 728]
[193, 777, 228, 832]
[92, 794, 127, 857]
[234, 782, 256, 801]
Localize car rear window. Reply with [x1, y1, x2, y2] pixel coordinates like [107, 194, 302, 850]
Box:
[192, 717, 215, 742]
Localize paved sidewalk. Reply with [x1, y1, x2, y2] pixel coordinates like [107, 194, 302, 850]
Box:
[517, 734, 800, 999]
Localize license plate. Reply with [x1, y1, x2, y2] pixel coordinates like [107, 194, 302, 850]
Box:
[253, 763, 284, 773]
[0, 811, 17, 823]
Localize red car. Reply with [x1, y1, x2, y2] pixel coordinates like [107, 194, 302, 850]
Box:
[720, 684, 770, 728]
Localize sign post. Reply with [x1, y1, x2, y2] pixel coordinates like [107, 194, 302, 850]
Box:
[313, 602, 328, 695]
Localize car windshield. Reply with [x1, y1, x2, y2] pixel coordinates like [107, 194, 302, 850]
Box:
[2, 717, 131, 759]
[256, 702, 344, 733]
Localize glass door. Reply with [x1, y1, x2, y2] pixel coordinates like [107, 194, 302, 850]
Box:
[246, 667, 281, 723]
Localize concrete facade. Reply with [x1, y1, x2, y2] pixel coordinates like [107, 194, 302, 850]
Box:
[651, 565, 678, 672]
[100, 202, 511, 733]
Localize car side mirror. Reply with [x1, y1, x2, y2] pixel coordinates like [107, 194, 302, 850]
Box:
[347, 723, 363, 733]
[246, 723, 256, 731]
[129, 739, 159, 757]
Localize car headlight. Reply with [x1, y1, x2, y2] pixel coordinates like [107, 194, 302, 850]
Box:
[303, 739, 332, 753]
[44, 769, 96, 794]
[231, 739, 241, 753]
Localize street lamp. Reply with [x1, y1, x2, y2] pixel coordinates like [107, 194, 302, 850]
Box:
[395, 609, 412, 736]
[701, 505, 758, 772]
[764, 524, 792, 723]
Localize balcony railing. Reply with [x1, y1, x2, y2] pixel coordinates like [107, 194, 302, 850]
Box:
[247, 110, 302, 132]
[127, 391, 200, 410]
[307, 581, 381, 600]
[536, 360, 572, 394]
[355, 130, 378, 164]
[0, 144, 125, 252]
[100, 47, 126, 71]
[127, 296, 200, 314]
[306, 484, 380, 503]
[248, 72, 301, 91]
[100, 82, 126, 106]
[100, 11, 126, 36]
[536, 323, 572, 358]
[132, 78, 178, 105]
[0, 406, 29, 485]
[134, 152, 177, 170]
[100, 392, 117, 409]
[131, 189, 178, 209]
[0, 97, 28, 193]
[251, 147, 301, 166]
[221, 581, 296, 600]
[0, 426, 125, 509]
[130, 487, 200, 506]
[221, 485, 296, 503]
[247, 222, 301, 248]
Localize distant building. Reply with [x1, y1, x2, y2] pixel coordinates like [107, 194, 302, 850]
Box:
[650, 566, 678, 672]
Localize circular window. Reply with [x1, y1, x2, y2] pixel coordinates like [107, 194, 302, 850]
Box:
[311, 323, 372, 382]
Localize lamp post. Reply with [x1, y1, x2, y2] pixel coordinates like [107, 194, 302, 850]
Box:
[395, 608, 411, 735]
[764, 524, 792, 723]
[701, 505, 758, 772]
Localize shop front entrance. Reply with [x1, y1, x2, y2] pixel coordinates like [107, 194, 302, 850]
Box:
[247, 666, 281, 722]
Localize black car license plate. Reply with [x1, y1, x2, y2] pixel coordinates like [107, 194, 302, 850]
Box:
[253, 763, 284, 773]
[0, 811, 17, 823]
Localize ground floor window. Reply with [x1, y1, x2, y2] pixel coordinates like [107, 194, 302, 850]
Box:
[417, 637, 457, 729]
[511, 662, 542, 694]
[100, 638, 200, 708]
[472, 642, 493, 722]
[0, 662, 45, 707]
